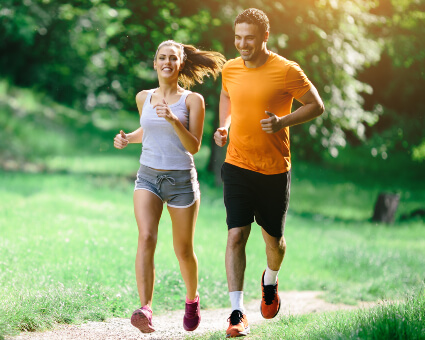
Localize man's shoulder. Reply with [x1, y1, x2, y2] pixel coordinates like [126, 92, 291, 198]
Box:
[268, 52, 301, 70]
[223, 57, 244, 71]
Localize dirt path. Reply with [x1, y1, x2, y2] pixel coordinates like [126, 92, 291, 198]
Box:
[7, 291, 375, 340]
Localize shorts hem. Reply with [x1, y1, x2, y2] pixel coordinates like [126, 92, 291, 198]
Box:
[167, 194, 200, 209]
[227, 221, 254, 229]
[134, 188, 163, 201]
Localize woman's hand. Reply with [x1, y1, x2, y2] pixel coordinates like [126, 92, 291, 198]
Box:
[154, 99, 178, 124]
[114, 130, 129, 149]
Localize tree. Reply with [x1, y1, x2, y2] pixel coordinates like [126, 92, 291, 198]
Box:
[359, 0, 425, 161]
[1, 0, 423, 174]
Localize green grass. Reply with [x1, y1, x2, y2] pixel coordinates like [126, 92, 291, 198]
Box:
[1, 80, 425, 338]
[1, 162, 424, 337]
[190, 290, 425, 339]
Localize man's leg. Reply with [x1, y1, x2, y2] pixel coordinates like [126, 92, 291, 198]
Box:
[262, 229, 286, 273]
[226, 225, 251, 292]
[225, 225, 251, 337]
[260, 229, 286, 319]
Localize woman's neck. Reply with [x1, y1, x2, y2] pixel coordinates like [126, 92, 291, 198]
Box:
[157, 82, 183, 101]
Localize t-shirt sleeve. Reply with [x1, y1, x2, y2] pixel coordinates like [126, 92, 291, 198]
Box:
[285, 63, 312, 99]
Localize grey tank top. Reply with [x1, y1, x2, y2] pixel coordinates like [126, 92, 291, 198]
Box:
[139, 89, 195, 170]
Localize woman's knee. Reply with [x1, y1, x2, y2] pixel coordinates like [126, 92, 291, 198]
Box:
[174, 244, 196, 263]
[138, 232, 157, 250]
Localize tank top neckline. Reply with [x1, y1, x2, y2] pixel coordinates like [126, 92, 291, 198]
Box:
[148, 88, 190, 108]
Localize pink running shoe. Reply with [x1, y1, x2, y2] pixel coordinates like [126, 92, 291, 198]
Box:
[183, 295, 201, 331]
[131, 305, 155, 333]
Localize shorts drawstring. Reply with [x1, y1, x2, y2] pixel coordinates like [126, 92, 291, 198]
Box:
[156, 175, 176, 193]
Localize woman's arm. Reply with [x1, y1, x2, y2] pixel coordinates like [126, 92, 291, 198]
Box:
[154, 93, 205, 155]
[113, 91, 148, 149]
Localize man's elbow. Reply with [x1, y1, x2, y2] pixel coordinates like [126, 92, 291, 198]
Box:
[315, 101, 325, 117]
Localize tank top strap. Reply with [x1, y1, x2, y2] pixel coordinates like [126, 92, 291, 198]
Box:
[142, 89, 155, 109]
[180, 90, 192, 103]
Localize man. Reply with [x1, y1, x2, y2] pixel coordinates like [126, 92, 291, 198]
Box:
[213, 8, 325, 338]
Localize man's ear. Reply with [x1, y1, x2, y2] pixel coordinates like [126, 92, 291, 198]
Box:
[264, 31, 270, 43]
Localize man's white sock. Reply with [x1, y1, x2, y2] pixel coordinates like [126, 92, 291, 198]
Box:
[229, 291, 245, 313]
[264, 266, 280, 285]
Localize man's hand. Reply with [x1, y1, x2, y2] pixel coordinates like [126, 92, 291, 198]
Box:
[260, 111, 282, 134]
[114, 130, 129, 149]
[214, 127, 228, 147]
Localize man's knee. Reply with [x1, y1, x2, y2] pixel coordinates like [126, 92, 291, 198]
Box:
[267, 235, 286, 253]
[227, 227, 250, 248]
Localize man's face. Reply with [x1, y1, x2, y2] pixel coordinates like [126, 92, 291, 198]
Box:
[234, 22, 267, 62]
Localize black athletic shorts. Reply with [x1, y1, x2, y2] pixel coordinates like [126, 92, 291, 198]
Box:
[221, 162, 291, 238]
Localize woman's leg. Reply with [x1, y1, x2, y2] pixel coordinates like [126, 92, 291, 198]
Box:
[167, 199, 200, 300]
[133, 189, 163, 307]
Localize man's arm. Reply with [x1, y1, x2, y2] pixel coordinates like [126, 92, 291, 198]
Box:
[214, 89, 232, 147]
[261, 85, 325, 133]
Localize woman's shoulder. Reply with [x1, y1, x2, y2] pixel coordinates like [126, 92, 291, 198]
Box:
[186, 91, 205, 106]
[136, 89, 154, 105]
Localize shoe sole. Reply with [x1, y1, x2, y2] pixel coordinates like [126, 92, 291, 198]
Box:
[183, 316, 201, 331]
[131, 311, 155, 333]
[226, 326, 250, 338]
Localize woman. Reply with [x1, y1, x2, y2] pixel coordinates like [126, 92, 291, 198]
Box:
[114, 40, 225, 333]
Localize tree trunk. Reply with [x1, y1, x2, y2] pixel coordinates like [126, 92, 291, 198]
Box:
[372, 193, 400, 224]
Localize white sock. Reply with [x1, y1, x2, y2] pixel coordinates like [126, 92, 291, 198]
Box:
[264, 266, 280, 286]
[229, 291, 244, 313]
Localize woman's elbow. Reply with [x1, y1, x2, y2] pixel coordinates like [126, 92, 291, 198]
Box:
[188, 144, 201, 155]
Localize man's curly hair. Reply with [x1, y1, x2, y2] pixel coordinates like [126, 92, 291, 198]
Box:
[234, 8, 270, 36]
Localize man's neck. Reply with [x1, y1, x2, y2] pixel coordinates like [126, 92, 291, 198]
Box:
[244, 49, 270, 69]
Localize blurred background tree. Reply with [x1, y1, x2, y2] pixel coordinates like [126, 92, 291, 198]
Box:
[1, 0, 424, 178]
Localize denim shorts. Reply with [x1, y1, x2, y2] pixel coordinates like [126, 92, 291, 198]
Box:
[134, 164, 200, 208]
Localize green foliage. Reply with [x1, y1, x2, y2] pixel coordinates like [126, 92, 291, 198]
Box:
[3, 0, 421, 161]
[0, 79, 139, 165]
[359, 0, 425, 161]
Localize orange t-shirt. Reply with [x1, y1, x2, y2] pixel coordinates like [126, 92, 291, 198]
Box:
[222, 52, 312, 175]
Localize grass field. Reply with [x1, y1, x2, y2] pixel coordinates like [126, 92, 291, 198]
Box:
[190, 291, 425, 339]
[1, 81, 425, 338]
[1, 151, 424, 338]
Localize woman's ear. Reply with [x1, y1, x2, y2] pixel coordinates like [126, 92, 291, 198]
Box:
[153, 61, 157, 70]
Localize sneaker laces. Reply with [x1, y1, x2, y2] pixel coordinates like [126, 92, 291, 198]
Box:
[263, 284, 277, 305]
[185, 301, 199, 318]
[228, 309, 244, 325]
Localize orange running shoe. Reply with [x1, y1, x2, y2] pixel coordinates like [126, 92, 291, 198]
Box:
[260, 270, 281, 319]
[130, 305, 155, 333]
[226, 309, 250, 338]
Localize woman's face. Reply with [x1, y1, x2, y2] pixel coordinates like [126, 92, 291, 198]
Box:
[154, 45, 184, 80]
